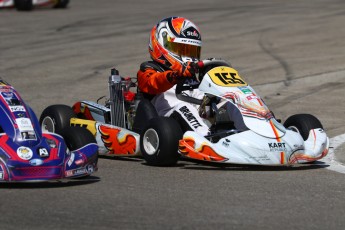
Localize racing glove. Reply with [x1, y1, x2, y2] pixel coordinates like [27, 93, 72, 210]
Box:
[167, 62, 198, 83]
[180, 61, 197, 77]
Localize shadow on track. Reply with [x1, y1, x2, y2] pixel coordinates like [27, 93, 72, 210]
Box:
[99, 155, 143, 162]
[0, 176, 100, 189]
[177, 160, 329, 172]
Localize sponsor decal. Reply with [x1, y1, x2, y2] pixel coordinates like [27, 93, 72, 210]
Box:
[10, 106, 26, 112]
[16, 118, 34, 131]
[248, 154, 271, 161]
[75, 159, 84, 166]
[178, 38, 202, 46]
[17, 112, 26, 118]
[246, 95, 258, 101]
[87, 165, 94, 174]
[239, 86, 252, 94]
[268, 142, 287, 152]
[38, 148, 49, 157]
[29, 158, 44, 166]
[186, 30, 199, 38]
[1, 92, 14, 98]
[179, 106, 202, 129]
[222, 139, 231, 147]
[65, 168, 87, 177]
[17, 146, 33, 160]
[21, 131, 37, 140]
[67, 153, 75, 167]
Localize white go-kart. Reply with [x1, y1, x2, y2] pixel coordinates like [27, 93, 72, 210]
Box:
[40, 59, 329, 167]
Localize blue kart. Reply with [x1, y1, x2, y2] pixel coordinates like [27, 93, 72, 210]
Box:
[0, 79, 98, 182]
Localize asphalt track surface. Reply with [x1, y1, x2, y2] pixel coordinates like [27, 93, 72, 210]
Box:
[1, 0, 345, 229]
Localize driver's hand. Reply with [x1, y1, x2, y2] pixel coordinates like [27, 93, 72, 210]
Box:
[181, 61, 197, 77]
[171, 61, 198, 78]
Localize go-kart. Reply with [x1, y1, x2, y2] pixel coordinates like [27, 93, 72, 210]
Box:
[0, 79, 98, 182]
[40, 59, 329, 166]
[0, 0, 69, 11]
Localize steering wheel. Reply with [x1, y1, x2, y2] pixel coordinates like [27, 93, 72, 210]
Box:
[197, 59, 231, 82]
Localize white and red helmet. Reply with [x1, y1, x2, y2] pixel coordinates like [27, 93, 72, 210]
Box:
[149, 16, 202, 70]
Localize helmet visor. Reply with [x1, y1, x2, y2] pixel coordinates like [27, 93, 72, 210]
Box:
[164, 36, 201, 59]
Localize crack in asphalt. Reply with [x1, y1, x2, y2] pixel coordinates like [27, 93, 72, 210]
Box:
[258, 32, 294, 87]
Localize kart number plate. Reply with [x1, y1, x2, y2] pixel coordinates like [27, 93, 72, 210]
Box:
[208, 66, 247, 87]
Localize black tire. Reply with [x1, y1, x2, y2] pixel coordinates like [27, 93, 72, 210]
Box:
[284, 114, 323, 141]
[53, 0, 69, 8]
[14, 0, 33, 11]
[140, 117, 183, 166]
[40, 104, 76, 135]
[59, 126, 96, 151]
[132, 99, 158, 134]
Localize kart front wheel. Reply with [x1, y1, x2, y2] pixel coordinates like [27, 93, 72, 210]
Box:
[59, 126, 96, 151]
[284, 114, 323, 141]
[140, 117, 183, 166]
[40, 104, 76, 135]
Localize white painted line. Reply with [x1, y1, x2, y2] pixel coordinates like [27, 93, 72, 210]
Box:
[319, 133, 345, 174]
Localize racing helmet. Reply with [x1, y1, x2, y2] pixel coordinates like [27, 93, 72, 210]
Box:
[149, 16, 202, 70]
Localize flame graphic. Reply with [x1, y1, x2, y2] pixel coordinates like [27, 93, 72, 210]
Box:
[288, 148, 329, 164]
[179, 138, 228, 162]
[99, 125, 136, 155]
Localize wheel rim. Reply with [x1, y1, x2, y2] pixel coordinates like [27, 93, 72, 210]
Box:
[143, 128, 159, 155]
[41, 117, 55, 133]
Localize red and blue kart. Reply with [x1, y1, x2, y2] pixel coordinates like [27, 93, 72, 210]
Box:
[0, 79, 98, 182]
[39, 59, 329, 167]
[0, 0, 69, 11]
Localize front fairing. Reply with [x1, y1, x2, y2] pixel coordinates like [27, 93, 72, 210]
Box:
[0, 132, 65, 181]
[180, 128, 328, 165]
[178, 66, 328, 165]
[0, 82, 98, 182]
[198, 66, 286, 138]
[0, 132, 98, 182]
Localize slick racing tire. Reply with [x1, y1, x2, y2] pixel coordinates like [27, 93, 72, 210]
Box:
[59, 126, 96, 151]
[284, 114, 323, 141]
[14, 0, 33, 11]
[53, 0, 69, 8]
[40, 104, 76, 135]
[140, 117, 183, 166]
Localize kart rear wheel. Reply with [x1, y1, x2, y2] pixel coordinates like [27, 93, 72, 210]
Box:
[40, 104, 76, 135]
[54, 0, 69, 8]
[14, 0, 33, 11]
[59, 126, 96, 151]
[140, 117, 183, 166]
[284, 114, 323, 141]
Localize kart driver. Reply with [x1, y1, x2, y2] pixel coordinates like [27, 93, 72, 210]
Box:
[137, 16, 247, 136]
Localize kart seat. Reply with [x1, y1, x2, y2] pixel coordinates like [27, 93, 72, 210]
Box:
[132, 99, 158, 134]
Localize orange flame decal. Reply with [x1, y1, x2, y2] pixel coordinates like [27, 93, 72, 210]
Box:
[288, 148, 329, 164]
[99, 125, 136, 155]
[179, 138, 228, 162]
